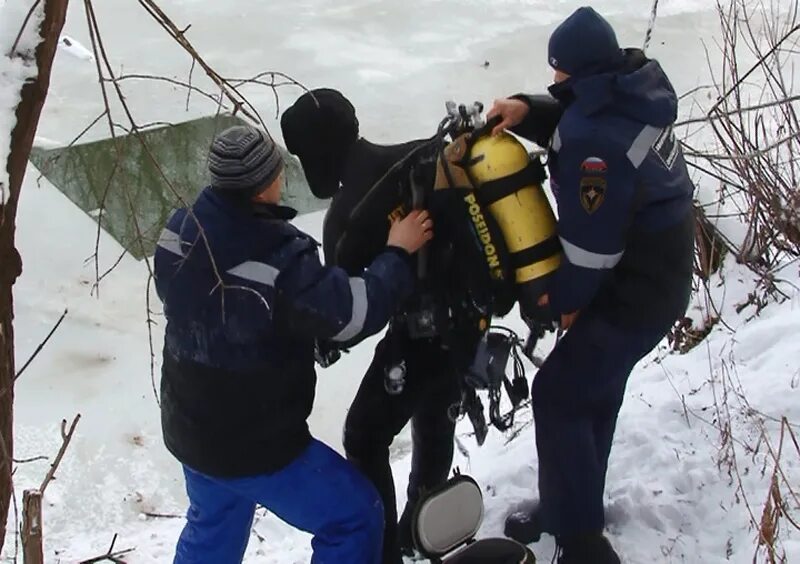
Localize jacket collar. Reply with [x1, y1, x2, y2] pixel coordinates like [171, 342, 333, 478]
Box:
[202, 187, 298, 220]
[253, 202, 298, 220]
[547, 48, 650, 117]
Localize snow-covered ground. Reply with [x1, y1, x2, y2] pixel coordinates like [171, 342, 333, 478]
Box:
[3, 0, 800, 562]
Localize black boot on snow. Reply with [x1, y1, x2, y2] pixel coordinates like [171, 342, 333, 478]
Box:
[557, 534, 621, 564]
[504, 502, 545, 544]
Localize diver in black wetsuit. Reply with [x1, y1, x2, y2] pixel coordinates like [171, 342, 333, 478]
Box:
[282, 89, 475, 564]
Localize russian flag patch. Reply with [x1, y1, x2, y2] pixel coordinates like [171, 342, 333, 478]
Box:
[581, 157, 608, 174]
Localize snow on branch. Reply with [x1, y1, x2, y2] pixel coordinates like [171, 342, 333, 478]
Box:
[0, 0, 46, 206]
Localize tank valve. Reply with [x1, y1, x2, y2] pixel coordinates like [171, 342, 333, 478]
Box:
[384, 361, 407, 396]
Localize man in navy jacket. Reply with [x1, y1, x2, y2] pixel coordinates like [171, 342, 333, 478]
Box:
[489, 7, 695, 563]
[153, 124, 433, 563]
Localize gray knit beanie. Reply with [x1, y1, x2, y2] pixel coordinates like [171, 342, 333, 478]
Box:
[208, 125, 284, 196]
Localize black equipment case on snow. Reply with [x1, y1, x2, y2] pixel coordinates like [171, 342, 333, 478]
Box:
[411, 473, 536, 563]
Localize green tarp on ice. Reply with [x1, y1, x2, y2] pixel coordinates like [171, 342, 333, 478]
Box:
[30, 114, 320, 260]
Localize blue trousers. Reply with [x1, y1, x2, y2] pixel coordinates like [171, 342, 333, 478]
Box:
[174, 439, 384, 564]
[531, 311, 669, 539]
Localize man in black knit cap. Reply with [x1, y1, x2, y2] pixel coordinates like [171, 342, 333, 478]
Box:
[153, 124, 434, 563]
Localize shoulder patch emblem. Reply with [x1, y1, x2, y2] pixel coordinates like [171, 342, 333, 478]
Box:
[653, 126, 680, 169]
[580, 176, 606, 214]
[581, 157, 607, 174]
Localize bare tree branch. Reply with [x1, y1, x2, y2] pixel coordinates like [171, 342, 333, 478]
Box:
[708, 21, 800, 115]
[185, 58, 196, 112]
[111, 74, 229, 111]
[684, 131, 800, 161]
[89, 249, 129, 296]
[143, 511, 182, 519]
[677, 94, 800, 126]
[39, 414, 80, 495]
[12, 456, 47, 465]
[14, 309, 67, 381]
[35, 109, 108, 187]
[8, 0, 43, 57]
[145, 274, 160, 407]
[78, 534, 135, 564]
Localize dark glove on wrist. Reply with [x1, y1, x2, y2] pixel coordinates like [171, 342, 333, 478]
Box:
[521, 307, 557, 364]
[315, 340, 343, 368]
[522, 304, 558, 334]
[509, 94, 564, 149]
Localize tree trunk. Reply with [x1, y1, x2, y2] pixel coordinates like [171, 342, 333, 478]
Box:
[0, 0, 69, 554]
[21, 490, 43, 564]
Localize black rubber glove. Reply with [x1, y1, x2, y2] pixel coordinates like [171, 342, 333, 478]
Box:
[315, 340, 343, 368]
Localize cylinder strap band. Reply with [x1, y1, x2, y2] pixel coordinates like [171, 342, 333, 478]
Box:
[509, 236, 562, 269]
[474, 161, 548, 207]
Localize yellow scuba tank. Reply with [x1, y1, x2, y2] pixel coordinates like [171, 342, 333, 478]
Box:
[465, 132, 561, 316]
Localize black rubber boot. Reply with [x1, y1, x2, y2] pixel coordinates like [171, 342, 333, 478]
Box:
[504, 502, 546, 545]
[397, 503, 416, 557]
[557, 534, 621, 564]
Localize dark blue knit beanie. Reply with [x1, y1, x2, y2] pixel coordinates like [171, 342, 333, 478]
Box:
[548, 7, 623, 77]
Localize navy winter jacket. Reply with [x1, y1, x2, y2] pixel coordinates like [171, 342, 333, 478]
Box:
[513, 50, 695, 328]
[153, 187, 413, 476]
